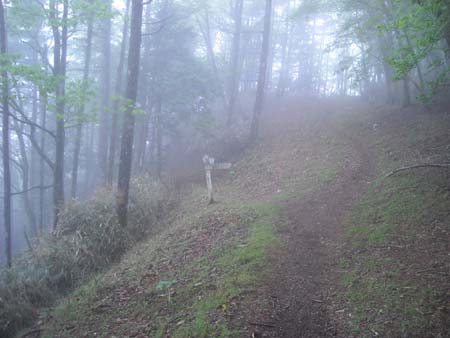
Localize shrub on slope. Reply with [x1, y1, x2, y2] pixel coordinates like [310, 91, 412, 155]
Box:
[0, 176, 176, 338]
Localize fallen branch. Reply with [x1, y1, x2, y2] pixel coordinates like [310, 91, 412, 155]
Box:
[248, 321, 277, 328]
[385, 164, 450, 178]
[20, 328, 42, 338]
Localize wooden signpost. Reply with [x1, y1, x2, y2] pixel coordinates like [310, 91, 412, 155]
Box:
[202, 155, 232, 204]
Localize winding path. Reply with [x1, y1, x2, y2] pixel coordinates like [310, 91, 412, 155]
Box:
[251, 102, 376, 337]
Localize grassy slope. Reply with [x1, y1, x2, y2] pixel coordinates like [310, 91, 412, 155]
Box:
[42, 202, 279, 338]
[20, 101, 450, 338]
[34, 105, 348, 338]
[338, 107, 450, 338]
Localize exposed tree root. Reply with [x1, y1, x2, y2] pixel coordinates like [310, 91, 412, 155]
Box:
[385, 164, 450, 178]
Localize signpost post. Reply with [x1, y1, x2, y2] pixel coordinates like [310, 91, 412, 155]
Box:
[202, 155, 232, 204]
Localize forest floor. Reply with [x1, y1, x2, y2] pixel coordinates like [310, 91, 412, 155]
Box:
[20, 96, 450, 338]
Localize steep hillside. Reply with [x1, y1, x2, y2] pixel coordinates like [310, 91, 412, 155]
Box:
[18, 97, 450, 338]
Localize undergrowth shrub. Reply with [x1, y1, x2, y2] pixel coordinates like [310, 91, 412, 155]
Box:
[0, 176, 177, 338]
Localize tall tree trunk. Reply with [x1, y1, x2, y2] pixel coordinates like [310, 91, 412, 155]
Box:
[98, 0, 112, 186]
[13, 117, 37, 235]
[380, 35, 395, 104]
[265, 0, 275, 92]
[403, 77, 411, 106]
[277, 0, 292, 97]
[197, 6, 225, 102]
[250, 0, 272, 141]
[39, 91, 48, 232]
[155, 97, 162, 179]
[116, 0, 144, 228]
[133, 3, 153, 173]
[84, 122, 96, 195]
[51, 0, 69, 229]
[71, 11, 94, 199]
[0, 0, 11, 267]
[11, 83, 38, 234]
[29, 70, 39, 230]
[134, 103, 152, 173]
[108, 0, 131, 185]
[227, 0, 244, 126]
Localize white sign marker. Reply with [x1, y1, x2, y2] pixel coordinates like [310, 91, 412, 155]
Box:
[202, 155, 232, 204]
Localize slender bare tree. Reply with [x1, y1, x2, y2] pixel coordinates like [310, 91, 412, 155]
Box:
[0, 0, 11, 267]
[250, 0, 273, 141]
[227, 0, 244, 126]
[116, 0, 145, 227]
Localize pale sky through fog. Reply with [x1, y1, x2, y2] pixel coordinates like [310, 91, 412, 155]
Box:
[113, 0, 126, 11]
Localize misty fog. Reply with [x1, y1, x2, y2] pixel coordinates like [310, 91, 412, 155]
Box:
[1, 0, 450, 337]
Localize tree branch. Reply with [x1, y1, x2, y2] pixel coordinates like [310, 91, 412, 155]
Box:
[385, 164, 450, 178]
[11, 184, 53, 197]
[26, 132, 55, 172]
[8, 100, 56, 139]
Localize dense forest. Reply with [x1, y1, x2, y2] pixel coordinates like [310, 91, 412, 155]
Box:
[1, 0, 450, 337]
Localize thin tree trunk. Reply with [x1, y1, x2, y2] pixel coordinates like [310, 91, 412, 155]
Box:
[277, 1, 292, 97]
[11, 83, 38, 234]
[250, 0, 273, 141]
[403, 77, 411, 106]
[133, 3, 153, 173]
[134, 103, 153, 173]
[13, 117, 37, 235]
[84, 122, 96, 195]
[265, 0, 275, 92]
[71, 10, 94, 199]
[51, 0, 69, 229]
[39, 91, 48, 232]
[155, 97, 162, 179]
[29, 73, 39, 230]
[148, 116, 156, 170]
[227, 0, 244, 126]
[384, 61, 394, 103]
[0, 0, 12, 267]
[98, 0, 112, 186]
[108, 0, 131, 185]
[197, 6, 225, 102]
[116, 0, 144, 228]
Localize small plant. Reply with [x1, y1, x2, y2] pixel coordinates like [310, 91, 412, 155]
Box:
[155, 279, 177, 304]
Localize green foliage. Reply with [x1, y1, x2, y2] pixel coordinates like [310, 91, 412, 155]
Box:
[335, 0, 450, 100]
[155, 280, 177, 291]
[72, 0, 113, 23]
[65, 79, 97, 121]
[8, 0, 45, 35]
[382, 1, 447, 90]
[294, 0, 331, 18]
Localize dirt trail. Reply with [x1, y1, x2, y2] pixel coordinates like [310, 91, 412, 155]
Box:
[250, 100, 376, 338]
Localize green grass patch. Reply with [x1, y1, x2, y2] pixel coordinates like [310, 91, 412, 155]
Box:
[173, 203, 280, 338]
[349, 174, 449, 247]
[343, 170, 450, 337]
